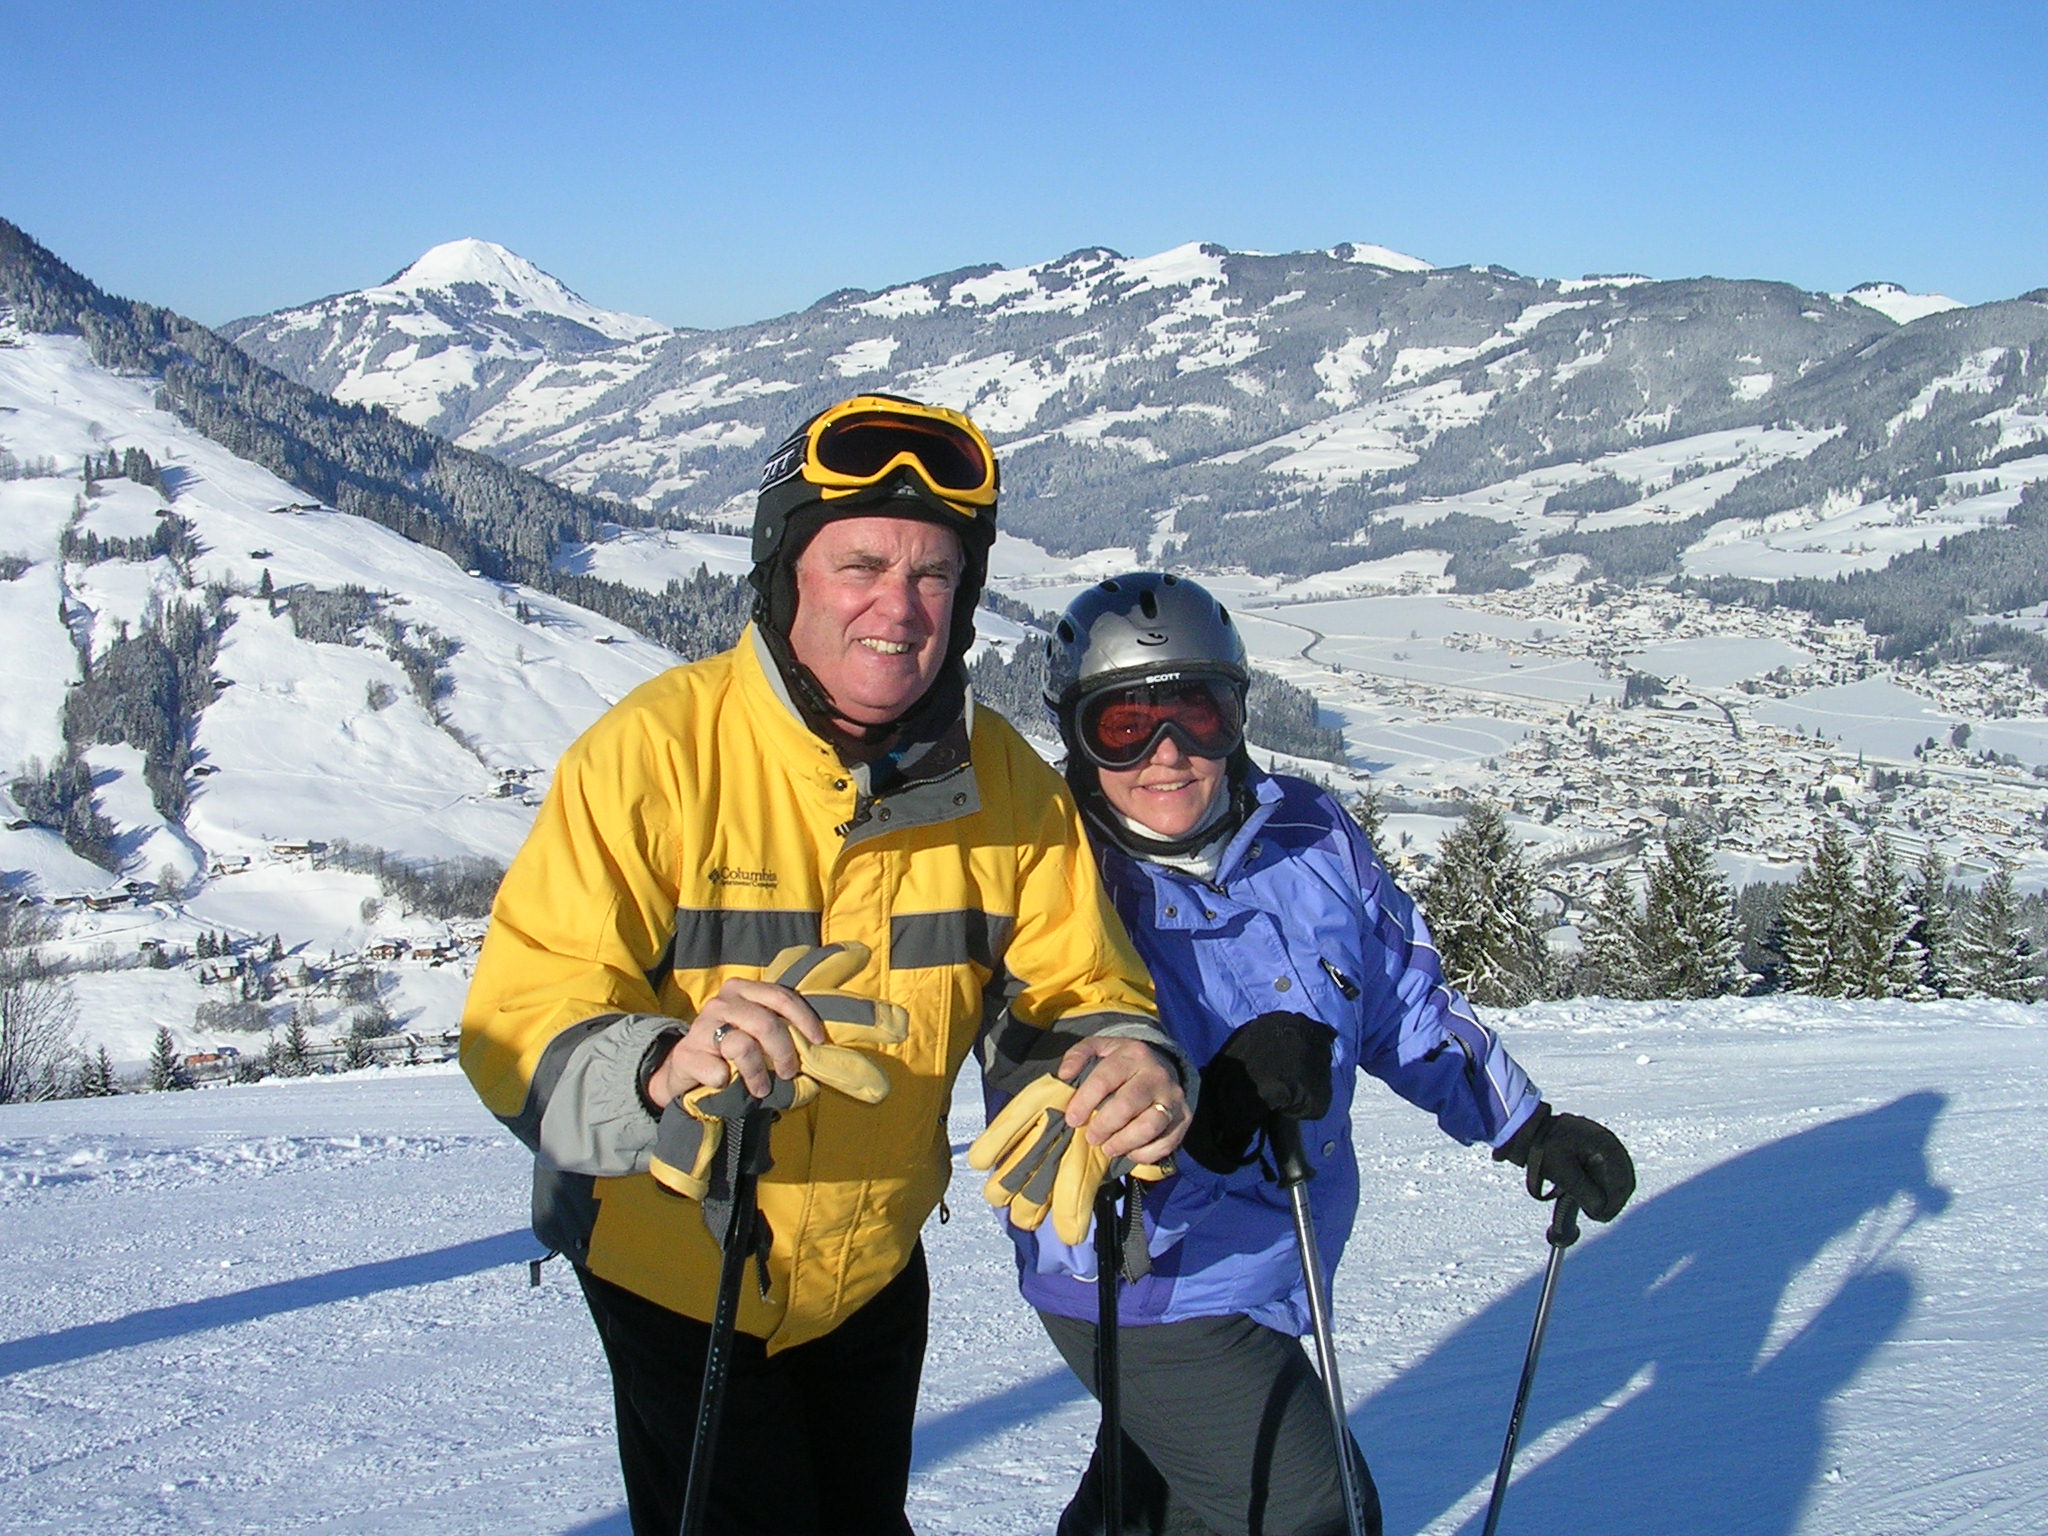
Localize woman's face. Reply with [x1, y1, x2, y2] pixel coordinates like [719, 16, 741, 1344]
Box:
[1095, 728, 1229, 842]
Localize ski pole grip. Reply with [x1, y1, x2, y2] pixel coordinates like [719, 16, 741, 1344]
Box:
[1268, 1115, 1314, 1189]
[1548, 1195, 1581, 1250]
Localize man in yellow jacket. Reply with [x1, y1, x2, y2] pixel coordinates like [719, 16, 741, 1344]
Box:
[462, 394, 1189, 1536]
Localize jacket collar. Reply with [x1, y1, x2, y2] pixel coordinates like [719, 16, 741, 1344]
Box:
[1101, 765, 1285, 893]
[739, 625, 980, 845]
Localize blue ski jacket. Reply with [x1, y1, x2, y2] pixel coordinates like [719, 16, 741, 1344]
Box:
[1003, 768, 1543, 1337]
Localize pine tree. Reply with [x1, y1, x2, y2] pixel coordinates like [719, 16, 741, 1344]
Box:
[1420, 801, 1550, 1007]
[72, 1043, 117, 1097]
[1575, 868, 1647, 999]
[279, 1003, 315, 1077]
[1733, 881, 1792, 991]
[1779, 822, 1860, 996]
[146, 1025, 188, 1091]
[1349, 785, 1384, 850]
[1847, 833, 1917, 999]
[1904, 845, 1957, 998]
[1640, 825, 1743, 998]
[1956, 861, 2037, 1001]
[340, 1018, 377, 1072]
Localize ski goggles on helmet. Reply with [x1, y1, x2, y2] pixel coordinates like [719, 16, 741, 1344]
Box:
[760, 395, 997, 515]
[1075, 674, 1245, 769]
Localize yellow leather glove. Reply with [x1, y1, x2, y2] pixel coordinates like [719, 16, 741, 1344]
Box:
[763, 942, 907, 1106]
[648, 942, 906, 1199]
[968, 1071, 1170, 1246]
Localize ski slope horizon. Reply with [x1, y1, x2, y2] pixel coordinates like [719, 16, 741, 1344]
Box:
[1, 992, 2040, 1534]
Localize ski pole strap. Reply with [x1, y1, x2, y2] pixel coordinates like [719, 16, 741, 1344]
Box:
[702, 1103, 779, 1297]
[1102, 1166, 1153, 1282]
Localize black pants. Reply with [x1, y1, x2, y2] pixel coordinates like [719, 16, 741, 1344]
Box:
[577, 1246, 930, 1536]
[1041, 1310, 1382, 1536]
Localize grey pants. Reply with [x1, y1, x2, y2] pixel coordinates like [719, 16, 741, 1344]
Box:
[1040, 1310, 1381, 1536]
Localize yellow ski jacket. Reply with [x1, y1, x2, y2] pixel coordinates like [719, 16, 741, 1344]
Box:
[462, 627, 1164, 1351]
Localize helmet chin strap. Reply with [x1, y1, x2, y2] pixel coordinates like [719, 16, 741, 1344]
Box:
[756, 615, 967, 762]
[1072, 751, 1253, 861]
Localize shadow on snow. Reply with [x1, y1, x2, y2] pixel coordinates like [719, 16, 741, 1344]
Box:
[0, 1228, 539, 1379]
[891, 1092, 1949, 1536]
[9, 1094, 1942, 1534]
[1357, 1090, 1950, 1536]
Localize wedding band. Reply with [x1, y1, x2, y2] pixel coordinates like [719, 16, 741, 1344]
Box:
[1150, 1101, 1172, 1118]
[710, 1024, 734, 1046]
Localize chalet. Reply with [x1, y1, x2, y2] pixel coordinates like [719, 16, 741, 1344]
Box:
[209, 855, 251, 876]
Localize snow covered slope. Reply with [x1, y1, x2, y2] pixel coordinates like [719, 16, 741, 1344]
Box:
[0, 326, 684, 1067]
[1841, 280, 1965, 326]
[1, 993, 2041, 1534]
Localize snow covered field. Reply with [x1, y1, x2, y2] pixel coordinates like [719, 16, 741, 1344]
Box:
[4, 995, 2044, 1535]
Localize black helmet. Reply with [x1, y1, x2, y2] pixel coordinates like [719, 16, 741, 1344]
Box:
[749, 394, 998, 663]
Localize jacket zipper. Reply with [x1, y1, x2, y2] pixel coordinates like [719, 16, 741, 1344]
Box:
[1320, 957, 1360, 999]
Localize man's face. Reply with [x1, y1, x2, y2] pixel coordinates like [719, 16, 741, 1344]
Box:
[788, 515, 965, 733]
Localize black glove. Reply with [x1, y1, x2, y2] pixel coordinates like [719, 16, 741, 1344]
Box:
[1495, 1103, 1635, 1223]
[1182, 1011, 1337, 1175]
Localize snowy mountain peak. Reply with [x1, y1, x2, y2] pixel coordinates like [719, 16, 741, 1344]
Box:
[220, 239, 673, 437]
[1841, 281, 1964, 326]
[385, 237, 557, 298]
[1329, 241, 1434, 272]
[376, 238, 667, 340]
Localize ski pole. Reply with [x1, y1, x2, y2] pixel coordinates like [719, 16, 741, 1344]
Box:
[1480, 1195, 1581, 1536]
[680, 1101, 774, 1536]
[1269, 1116, 1370, 1536]
[1093, 1176, 1125, 1536]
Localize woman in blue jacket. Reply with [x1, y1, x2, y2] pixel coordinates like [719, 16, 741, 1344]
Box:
[1007, 572, 1635, 1536]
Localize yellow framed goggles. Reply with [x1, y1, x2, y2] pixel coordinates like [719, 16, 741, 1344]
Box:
[798, 396, 997, 510]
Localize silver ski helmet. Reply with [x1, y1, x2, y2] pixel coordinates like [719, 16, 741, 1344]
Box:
[1046, 573, 1249, 769]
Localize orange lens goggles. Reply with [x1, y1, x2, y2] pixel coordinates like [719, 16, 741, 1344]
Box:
[1078, 678, 1245, 768]
[804, 399, 997, 509]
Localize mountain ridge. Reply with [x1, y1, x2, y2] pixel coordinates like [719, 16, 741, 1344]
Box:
[226, 236, 2045, 607]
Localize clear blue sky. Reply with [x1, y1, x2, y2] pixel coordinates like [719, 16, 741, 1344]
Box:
[4, 1, 2043, 329]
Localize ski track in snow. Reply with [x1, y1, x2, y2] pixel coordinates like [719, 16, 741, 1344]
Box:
[3, 1001, 2046, 1533]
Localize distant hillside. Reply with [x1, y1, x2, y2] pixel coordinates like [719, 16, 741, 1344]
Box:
[229, 238, 2048, 606]
[0, 218, 748, 660]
